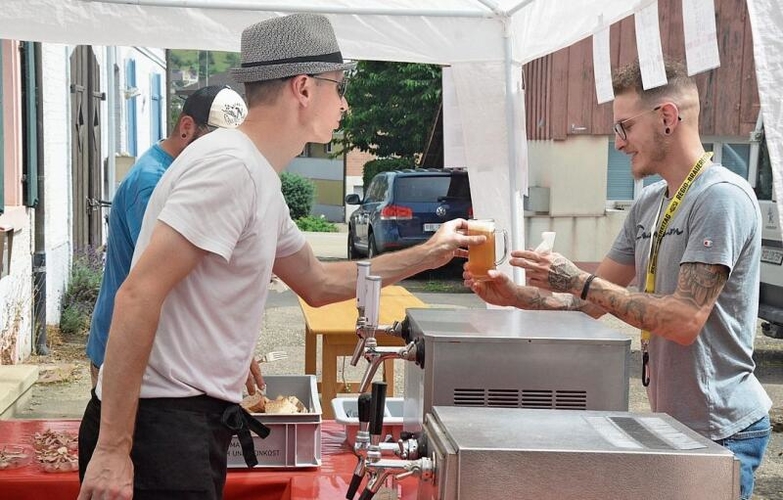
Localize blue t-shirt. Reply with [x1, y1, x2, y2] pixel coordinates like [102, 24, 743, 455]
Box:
[86, 143, 173, 366]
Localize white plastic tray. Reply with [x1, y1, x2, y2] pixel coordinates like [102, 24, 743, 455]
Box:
[331, 397, 404, 447]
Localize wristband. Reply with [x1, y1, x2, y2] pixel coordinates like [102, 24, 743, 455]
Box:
[580, 274, 596, 300]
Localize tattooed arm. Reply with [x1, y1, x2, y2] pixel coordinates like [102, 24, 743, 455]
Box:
[583, 262, 728, 345]
[517, 250, 728, 345]
[464, 254, 634, 318]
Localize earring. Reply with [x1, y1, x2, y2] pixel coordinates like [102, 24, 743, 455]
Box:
[181, 133, 187, 138]
[664, 127, 671, 135]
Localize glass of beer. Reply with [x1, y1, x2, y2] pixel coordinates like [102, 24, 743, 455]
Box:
[466, 219, 508, 281]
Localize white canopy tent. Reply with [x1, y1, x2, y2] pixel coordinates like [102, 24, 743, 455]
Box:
[2, 0, 782, 280]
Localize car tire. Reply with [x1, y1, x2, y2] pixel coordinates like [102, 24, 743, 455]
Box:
[347, 229, 359, 260]
[368, 235, 378, 258]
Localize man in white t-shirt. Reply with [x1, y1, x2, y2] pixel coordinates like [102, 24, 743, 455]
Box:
[77, 14, 484, 500]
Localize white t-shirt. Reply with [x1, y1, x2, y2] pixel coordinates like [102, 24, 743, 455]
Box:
[97, 128, 305, 402]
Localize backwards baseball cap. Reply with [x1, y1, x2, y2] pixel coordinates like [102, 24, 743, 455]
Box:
[230, 13, 356, 83]
[181, 85, 247, 129]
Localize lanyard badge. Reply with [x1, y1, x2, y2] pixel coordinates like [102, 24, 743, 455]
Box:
[640, 152, 713, 387]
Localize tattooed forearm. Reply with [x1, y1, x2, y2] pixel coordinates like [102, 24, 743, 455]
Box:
[548, 257, 582, 292]
[583, 262, 729, 345]
[522, 288, 583, 311]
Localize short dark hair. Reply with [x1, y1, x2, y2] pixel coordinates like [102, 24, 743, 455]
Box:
[612, 59, 697, 105]
[244, 78, 290, 107]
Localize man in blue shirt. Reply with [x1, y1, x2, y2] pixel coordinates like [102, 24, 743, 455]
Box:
[86, 85, 247, 385]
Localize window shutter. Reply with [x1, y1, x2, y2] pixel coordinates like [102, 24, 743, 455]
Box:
[125, 59, 137, 156]
[150, 73, 162, 142]
[21, 41, 38, 207]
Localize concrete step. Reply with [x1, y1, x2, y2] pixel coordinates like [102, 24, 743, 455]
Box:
[0, 365, 39, 419]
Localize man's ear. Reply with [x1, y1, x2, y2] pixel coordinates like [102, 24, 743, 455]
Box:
[660, 102, 680, 128]
[291, 75, 312, 105]
[178, 115, 198, 140]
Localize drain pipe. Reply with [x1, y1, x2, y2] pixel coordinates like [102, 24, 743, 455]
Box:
[32, 42, 48, 355]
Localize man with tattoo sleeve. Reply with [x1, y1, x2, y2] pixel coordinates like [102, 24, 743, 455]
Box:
[466, 59, 771, 500]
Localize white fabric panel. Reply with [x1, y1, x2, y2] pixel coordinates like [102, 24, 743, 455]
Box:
[442, 67, 467, 169]
[4, 0, 657, 66]
[509, 0, 658, 64]
[450, 62, 525, 280]
[0, 1, 502, 63]
[746, 0, 783, 233]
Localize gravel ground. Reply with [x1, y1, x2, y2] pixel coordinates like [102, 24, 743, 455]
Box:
[17, 274, 783, 499]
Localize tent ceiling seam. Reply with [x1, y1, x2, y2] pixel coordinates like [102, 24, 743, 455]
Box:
[80, 0, 498, 18]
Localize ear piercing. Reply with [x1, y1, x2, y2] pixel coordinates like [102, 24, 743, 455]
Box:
[664, 127, 671, 135]
[182, 133, 187, 138]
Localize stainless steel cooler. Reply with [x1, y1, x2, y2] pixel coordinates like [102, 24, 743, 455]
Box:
[403, 308, 631, 431]
[419, 406, 739, 499]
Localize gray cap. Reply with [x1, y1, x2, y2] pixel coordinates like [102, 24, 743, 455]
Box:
[230, 13, 356, 83]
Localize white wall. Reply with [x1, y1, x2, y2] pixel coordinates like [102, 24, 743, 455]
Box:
[0, 210, 33, 362]
[116, 47, 166, 157]
[524, 136, 625, 261]
[41, 45, 75, 325]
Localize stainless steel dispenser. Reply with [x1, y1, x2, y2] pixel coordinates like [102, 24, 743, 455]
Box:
[403, 308, 631, 431]
[419, 406, 740, 499]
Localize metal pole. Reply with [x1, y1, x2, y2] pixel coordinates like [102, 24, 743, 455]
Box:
[33, 42, 48, 355]
[502, 18, 524, 285]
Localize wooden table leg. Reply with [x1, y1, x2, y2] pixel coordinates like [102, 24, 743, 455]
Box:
[382, 359, 395, 397]
[304, 325, 316, 376]
[321, 336, 339, 420]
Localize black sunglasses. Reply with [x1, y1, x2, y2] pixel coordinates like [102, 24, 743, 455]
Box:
[308, 75, 348, 98]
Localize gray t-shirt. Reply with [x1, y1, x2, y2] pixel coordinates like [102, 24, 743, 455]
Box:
[608, 164, 772, 440]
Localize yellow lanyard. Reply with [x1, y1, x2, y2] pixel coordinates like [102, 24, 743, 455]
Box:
[640, 152, 713, 386]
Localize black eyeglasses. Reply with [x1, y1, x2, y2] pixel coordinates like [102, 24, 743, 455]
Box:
[612, 105, 661, 141]
[309, 75, 348, 98]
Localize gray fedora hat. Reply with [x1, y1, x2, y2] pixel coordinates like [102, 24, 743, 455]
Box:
[230, 13, 356, 83]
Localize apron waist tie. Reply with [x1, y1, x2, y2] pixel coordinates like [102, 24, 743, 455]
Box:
[221, 404, 271, 468]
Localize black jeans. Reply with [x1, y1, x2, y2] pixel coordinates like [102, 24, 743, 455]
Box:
[78, 390, 235, 500]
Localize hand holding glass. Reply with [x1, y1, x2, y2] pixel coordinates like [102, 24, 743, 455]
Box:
[466, 219, 509, 281]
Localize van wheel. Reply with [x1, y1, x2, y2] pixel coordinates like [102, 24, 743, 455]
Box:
[347, 230, 359, 260]
[368, 235, 378, 258]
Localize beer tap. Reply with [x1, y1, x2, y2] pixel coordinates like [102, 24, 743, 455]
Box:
[357, 382, 434, 499]
[351, 265, 409, 369]
[356, 381, 387, 500]
[350, 261, 372, 367]
[346, 393, 372, 500]
[353, 275, 422, 393]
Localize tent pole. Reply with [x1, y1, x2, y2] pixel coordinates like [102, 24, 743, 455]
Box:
[502, 17, 524, 285]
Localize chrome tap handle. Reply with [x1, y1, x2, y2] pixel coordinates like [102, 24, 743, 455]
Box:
[349, 333, 367, 367]
[355, 261, 371, 311]
[364, 276, 382, 332]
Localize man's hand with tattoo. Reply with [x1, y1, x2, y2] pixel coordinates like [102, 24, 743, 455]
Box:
[511, 250, 591, 295]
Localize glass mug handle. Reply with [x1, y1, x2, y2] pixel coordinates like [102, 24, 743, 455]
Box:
[495, 229, 509, 265]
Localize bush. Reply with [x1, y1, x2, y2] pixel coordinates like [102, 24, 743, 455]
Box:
[60, 246, 103, 335]
[362, 158, 417, 189]
[280, 172, 316, 219]
[296, 215, 338, 232]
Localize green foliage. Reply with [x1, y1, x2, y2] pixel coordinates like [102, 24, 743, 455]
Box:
[341, 61, 442, 159]
[295, 215, 338, 233]
[60, 246, 104, 335]
[169, 49, 240, 78]
[362, 158, 417, 189]
[280, 172, 316, 219]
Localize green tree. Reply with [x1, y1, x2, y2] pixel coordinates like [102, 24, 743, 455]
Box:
[341, 61, 441, 160]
